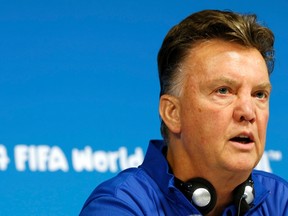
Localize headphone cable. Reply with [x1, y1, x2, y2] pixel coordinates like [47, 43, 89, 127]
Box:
[237, 194, 247, 216]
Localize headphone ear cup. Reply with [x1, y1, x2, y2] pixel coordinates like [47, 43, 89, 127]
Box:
[233, 178, 254, 215]
[243, 184, 254, 204]
[175, 177, 217, 215]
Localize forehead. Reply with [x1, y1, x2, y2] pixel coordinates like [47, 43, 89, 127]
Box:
[182, 40, 269, 81]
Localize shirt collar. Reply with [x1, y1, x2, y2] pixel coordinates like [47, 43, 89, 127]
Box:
[140, 140, 174, 195]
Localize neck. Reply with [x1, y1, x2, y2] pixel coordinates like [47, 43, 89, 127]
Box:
[167, 141, 251, 184]
[206, 186, 233, 216]
[166, 142, 252, 215]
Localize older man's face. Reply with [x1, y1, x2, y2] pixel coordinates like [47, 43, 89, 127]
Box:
[177, 40, 271, 174]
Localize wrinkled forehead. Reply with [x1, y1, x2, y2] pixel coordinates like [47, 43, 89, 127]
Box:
[181, 40, 268, 76]
[179, 40, 270, 89]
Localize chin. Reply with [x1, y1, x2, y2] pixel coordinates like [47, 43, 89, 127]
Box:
[224, 158, 257, 173]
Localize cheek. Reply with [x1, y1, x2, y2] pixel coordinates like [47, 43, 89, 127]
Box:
[258, 113, 269, 137]
[258, 107, 269, 124]
[182, 105, 228, 138]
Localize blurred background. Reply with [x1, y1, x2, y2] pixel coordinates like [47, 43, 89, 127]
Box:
[0, 0, 287, 215]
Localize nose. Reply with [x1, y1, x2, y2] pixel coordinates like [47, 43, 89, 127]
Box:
[233, 95, 256, 124]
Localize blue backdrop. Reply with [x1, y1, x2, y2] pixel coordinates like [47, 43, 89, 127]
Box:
[0, 1, 287, 215]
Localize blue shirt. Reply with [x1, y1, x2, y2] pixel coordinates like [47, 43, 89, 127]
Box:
[80, 140, 288, 215]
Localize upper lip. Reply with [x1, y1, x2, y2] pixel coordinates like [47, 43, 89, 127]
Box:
[229, 132, 255, 144]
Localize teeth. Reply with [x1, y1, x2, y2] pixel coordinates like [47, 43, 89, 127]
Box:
[238, 135, 249, 138]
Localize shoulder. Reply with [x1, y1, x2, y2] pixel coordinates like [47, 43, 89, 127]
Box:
[80, 167, 159, 215]
[253, 169, 288, 188]
[251, 170, 288, 215]
[96, 167, 153, 196]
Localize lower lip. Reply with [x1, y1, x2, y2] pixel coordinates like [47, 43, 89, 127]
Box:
[229, 141, 255, 151]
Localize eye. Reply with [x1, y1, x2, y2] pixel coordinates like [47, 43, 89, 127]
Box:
[254, 91, 269, 99]
[216, 87, 230, 95]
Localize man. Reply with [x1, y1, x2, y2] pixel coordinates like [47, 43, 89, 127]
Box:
[80, 10, 288, 215]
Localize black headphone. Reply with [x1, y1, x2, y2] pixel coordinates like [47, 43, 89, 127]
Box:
[174, 176, 254, 215]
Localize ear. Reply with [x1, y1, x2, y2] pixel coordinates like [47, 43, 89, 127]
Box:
[159, 94, 181, 134]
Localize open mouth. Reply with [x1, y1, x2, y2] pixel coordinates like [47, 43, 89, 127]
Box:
[230, 135, 253, 144]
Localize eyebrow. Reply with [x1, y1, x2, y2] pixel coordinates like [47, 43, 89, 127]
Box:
[208, 77, 272, 91]
[207, 77, 238, 87]
[255, 82, 272, 91]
